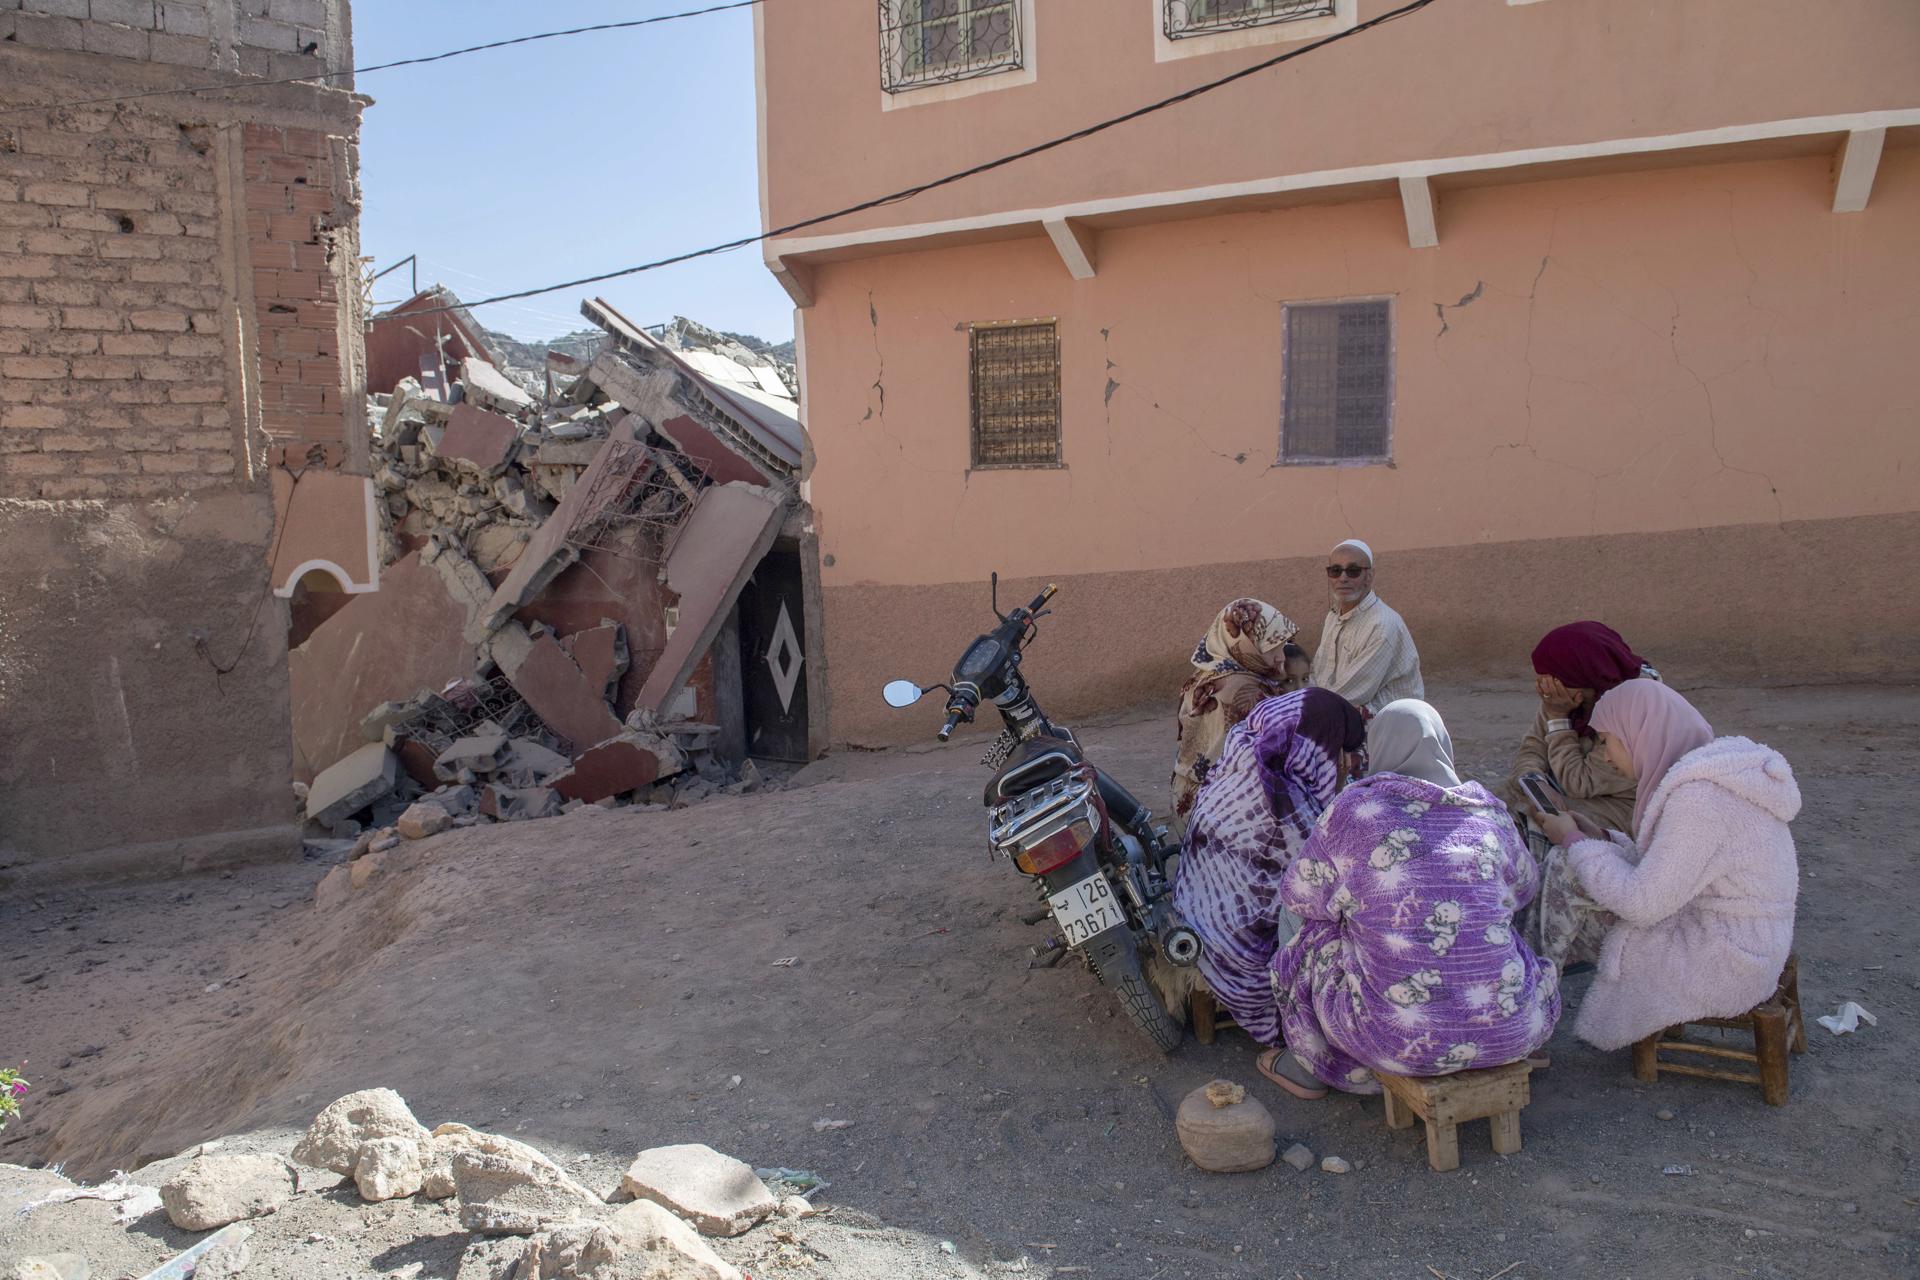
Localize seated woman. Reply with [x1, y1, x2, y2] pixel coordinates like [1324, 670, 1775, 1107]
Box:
[1261, 700, 1560, 1099]
[1499, 621, 1659, 969]
[1171, 598, 1307, 822]
[1173, 687, 1365, 1047]
[1535, 682, 1799, 1051]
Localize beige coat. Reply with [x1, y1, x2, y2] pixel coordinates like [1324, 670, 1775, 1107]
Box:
[1499, 708, 1637, 835]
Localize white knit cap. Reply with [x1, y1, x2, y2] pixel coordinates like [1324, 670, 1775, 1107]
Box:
[1331, 538, 1375, 565]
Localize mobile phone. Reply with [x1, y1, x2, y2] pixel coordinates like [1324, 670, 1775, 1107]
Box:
[1518, 772, 1564, 816]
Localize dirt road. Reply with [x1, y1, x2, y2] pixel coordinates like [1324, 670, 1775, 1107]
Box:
[3, 682, 1915, 1278]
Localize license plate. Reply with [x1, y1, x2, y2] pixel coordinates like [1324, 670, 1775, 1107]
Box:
[1048, 871, 1129, 948]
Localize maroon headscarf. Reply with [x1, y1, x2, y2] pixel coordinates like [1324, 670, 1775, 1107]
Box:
[1531, 621, 1650, 738]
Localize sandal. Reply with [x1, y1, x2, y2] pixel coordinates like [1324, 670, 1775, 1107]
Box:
[1256, 1047, 1328, 1101]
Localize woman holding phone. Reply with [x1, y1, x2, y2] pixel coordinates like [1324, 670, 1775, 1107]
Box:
[1532, 682, 1799, 1051]
[1500, 622, 1660, 969]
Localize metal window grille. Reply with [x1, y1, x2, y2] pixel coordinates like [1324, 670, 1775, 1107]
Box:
[970, 320, 1061, 468]
[880, 0, 1023, 93]
[1165, 0, 1337, 39]
[1280, 299, 1393, 463]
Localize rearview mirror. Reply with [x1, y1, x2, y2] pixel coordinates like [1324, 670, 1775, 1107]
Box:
[882, 679, 924, 708]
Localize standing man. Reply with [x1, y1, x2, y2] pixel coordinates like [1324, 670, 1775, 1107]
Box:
[1309, 538, 1424, 717]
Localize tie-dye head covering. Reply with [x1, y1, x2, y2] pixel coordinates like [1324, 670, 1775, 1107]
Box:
[1252, 688, 1367, 824]
[1365, 699, 1460, 788]
[1590, 680, 1714, 835]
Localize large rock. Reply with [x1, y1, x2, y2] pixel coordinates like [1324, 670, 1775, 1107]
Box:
[353, 1136, 426, 1201]
[512, 1205, 742, 1280]
[1175, 1080, 1276, 1174]
[453, 1149, 602, 1235]
[424, 1122, 561, 1202]
[159, 1155, 294, 1231]
[619, 1145, 775, 1238]
[292, 1088, 431, 1174]
[395, 801, 452, 840]
[608, 1201, 742, 1280]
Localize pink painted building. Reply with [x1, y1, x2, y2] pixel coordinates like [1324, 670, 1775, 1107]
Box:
[757, 0, 1920, 746]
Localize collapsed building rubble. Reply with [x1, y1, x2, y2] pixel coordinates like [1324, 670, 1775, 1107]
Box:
[291, 292, 812, 842]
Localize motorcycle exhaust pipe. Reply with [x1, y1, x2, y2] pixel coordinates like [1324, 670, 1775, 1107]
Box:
[1162, 925, 1201, 967]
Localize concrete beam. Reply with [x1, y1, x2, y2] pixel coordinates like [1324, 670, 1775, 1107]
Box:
[1043, 217, 1099, 280]
[1832, 127, 1885, 213]
[1398, 175, 1439, 249]
[770, 256, 815, 308]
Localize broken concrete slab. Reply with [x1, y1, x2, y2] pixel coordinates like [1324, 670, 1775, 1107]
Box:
[290, 549, 477, 783]
[433, 731, 509, 783]
[560, 623, 628, 700]
[499, 633, 622, 753]
[619, 1144, 775, 1237]
[545, 733, 685, 804]
[478, 784, 562, 822]
[636, 483, 787, 715]
[501, 738, 570, 785]
[436, 403, 520, 476]
[460, 357, 536, 415]
[305, 743, 400, 828]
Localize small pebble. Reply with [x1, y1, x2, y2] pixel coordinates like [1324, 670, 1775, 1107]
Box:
[1232, 1245, 1243, 1254]
[1320, 1156, 1351, 1175]
[1281, 1143, 1315, 1172]
[1843, 1203, 1859, 1214]
[939, 1241, 956, 1255]
[1743, 1229, 1756, 1239]
[1656, 1109, 1674, 1121]
[1590, 1174, 1602, 1184]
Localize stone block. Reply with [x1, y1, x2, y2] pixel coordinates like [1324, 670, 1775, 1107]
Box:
[304, 742, 398, 827]
[619, 1144, 775, 1238]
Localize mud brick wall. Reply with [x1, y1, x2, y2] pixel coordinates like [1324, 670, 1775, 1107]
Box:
[0, 105, 233, 499]
[0, 4, 362, 885]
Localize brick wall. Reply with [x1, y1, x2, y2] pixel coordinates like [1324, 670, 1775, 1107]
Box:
[0, 105, 234, 500]
[243, 121, 350, 469]
[0, 1, 347, 79]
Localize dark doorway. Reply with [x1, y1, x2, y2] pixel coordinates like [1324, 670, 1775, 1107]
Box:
[737, 543, 810, 762]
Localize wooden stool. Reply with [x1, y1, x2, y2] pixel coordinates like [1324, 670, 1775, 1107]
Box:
[1189, 987, 1237, 1046]
[1377, 1061, 1533, 1172]
[1631, 953, 1806, 1107]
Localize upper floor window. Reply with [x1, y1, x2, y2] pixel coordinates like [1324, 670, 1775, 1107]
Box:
[1164, 0, 1338, 40]
[970, 319, 1061, 468]
[1279, 299, 1393, 464]
[880, 0, 1025, 93]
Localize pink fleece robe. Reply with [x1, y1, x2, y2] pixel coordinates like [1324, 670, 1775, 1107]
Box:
[1565, 736, 1800, 1051]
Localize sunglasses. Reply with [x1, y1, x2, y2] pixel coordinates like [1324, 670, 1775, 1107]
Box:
[1325, 563, 1370, 579]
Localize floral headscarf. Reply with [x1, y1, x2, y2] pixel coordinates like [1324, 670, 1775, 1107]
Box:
[1172, 600, 1301, 817]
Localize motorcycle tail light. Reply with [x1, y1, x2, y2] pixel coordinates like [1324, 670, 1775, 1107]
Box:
[1015, 817, 1094, 876]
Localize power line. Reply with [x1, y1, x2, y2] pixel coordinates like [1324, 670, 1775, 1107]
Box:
[0, 0, 763, 119]
[400, 0, 1442, 320]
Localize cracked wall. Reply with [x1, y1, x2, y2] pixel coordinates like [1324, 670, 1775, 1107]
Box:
[799, 151, 1920, 744]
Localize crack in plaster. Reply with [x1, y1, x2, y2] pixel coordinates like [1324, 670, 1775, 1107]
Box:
[1432, 280, 1483, 341]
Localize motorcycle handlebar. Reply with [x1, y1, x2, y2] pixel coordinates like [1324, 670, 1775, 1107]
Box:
[937, 708, 966, 741]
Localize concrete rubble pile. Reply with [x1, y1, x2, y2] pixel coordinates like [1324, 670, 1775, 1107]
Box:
[291, 294, 807, 845]
[8, 1087, 823, 1280]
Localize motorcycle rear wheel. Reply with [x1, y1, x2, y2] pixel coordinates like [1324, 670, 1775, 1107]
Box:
[1093, 936, 1184, 1054]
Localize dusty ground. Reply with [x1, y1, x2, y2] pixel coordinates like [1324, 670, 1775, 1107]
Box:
[2, 681, 1915, 1279]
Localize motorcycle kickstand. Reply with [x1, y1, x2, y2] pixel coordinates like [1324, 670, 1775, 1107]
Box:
[1019, 908, 1051, 926]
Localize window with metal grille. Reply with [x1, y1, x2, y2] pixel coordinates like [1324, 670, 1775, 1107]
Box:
[969, 319, 1061, 468]
[1279, 299, 1393, 463]
[1165, 0, 1338, 39]
[880, 0, 1023, 93]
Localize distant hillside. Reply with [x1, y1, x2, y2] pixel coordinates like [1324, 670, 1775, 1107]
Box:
[483, 317, 795, 374]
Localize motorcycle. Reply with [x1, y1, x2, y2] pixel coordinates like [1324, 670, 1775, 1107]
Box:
[881, 577, 1199, 1052]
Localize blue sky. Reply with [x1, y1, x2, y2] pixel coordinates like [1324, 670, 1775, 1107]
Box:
[355, 2, 793, 344]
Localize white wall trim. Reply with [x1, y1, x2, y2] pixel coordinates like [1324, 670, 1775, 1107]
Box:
[1832, 127, 1886, 213]
[1043, 217, 1099, 279]
[753, 2, 772, 232]
[274, 558, 378, 599]
[1397, 174, 1438, 248]
[879, 0, 1039, 113]
[1151, 0, 1357, 64]
[768, 107, 1920, 270]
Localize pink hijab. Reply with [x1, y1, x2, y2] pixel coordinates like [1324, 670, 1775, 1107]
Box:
[1590, 681, 1714, 836]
